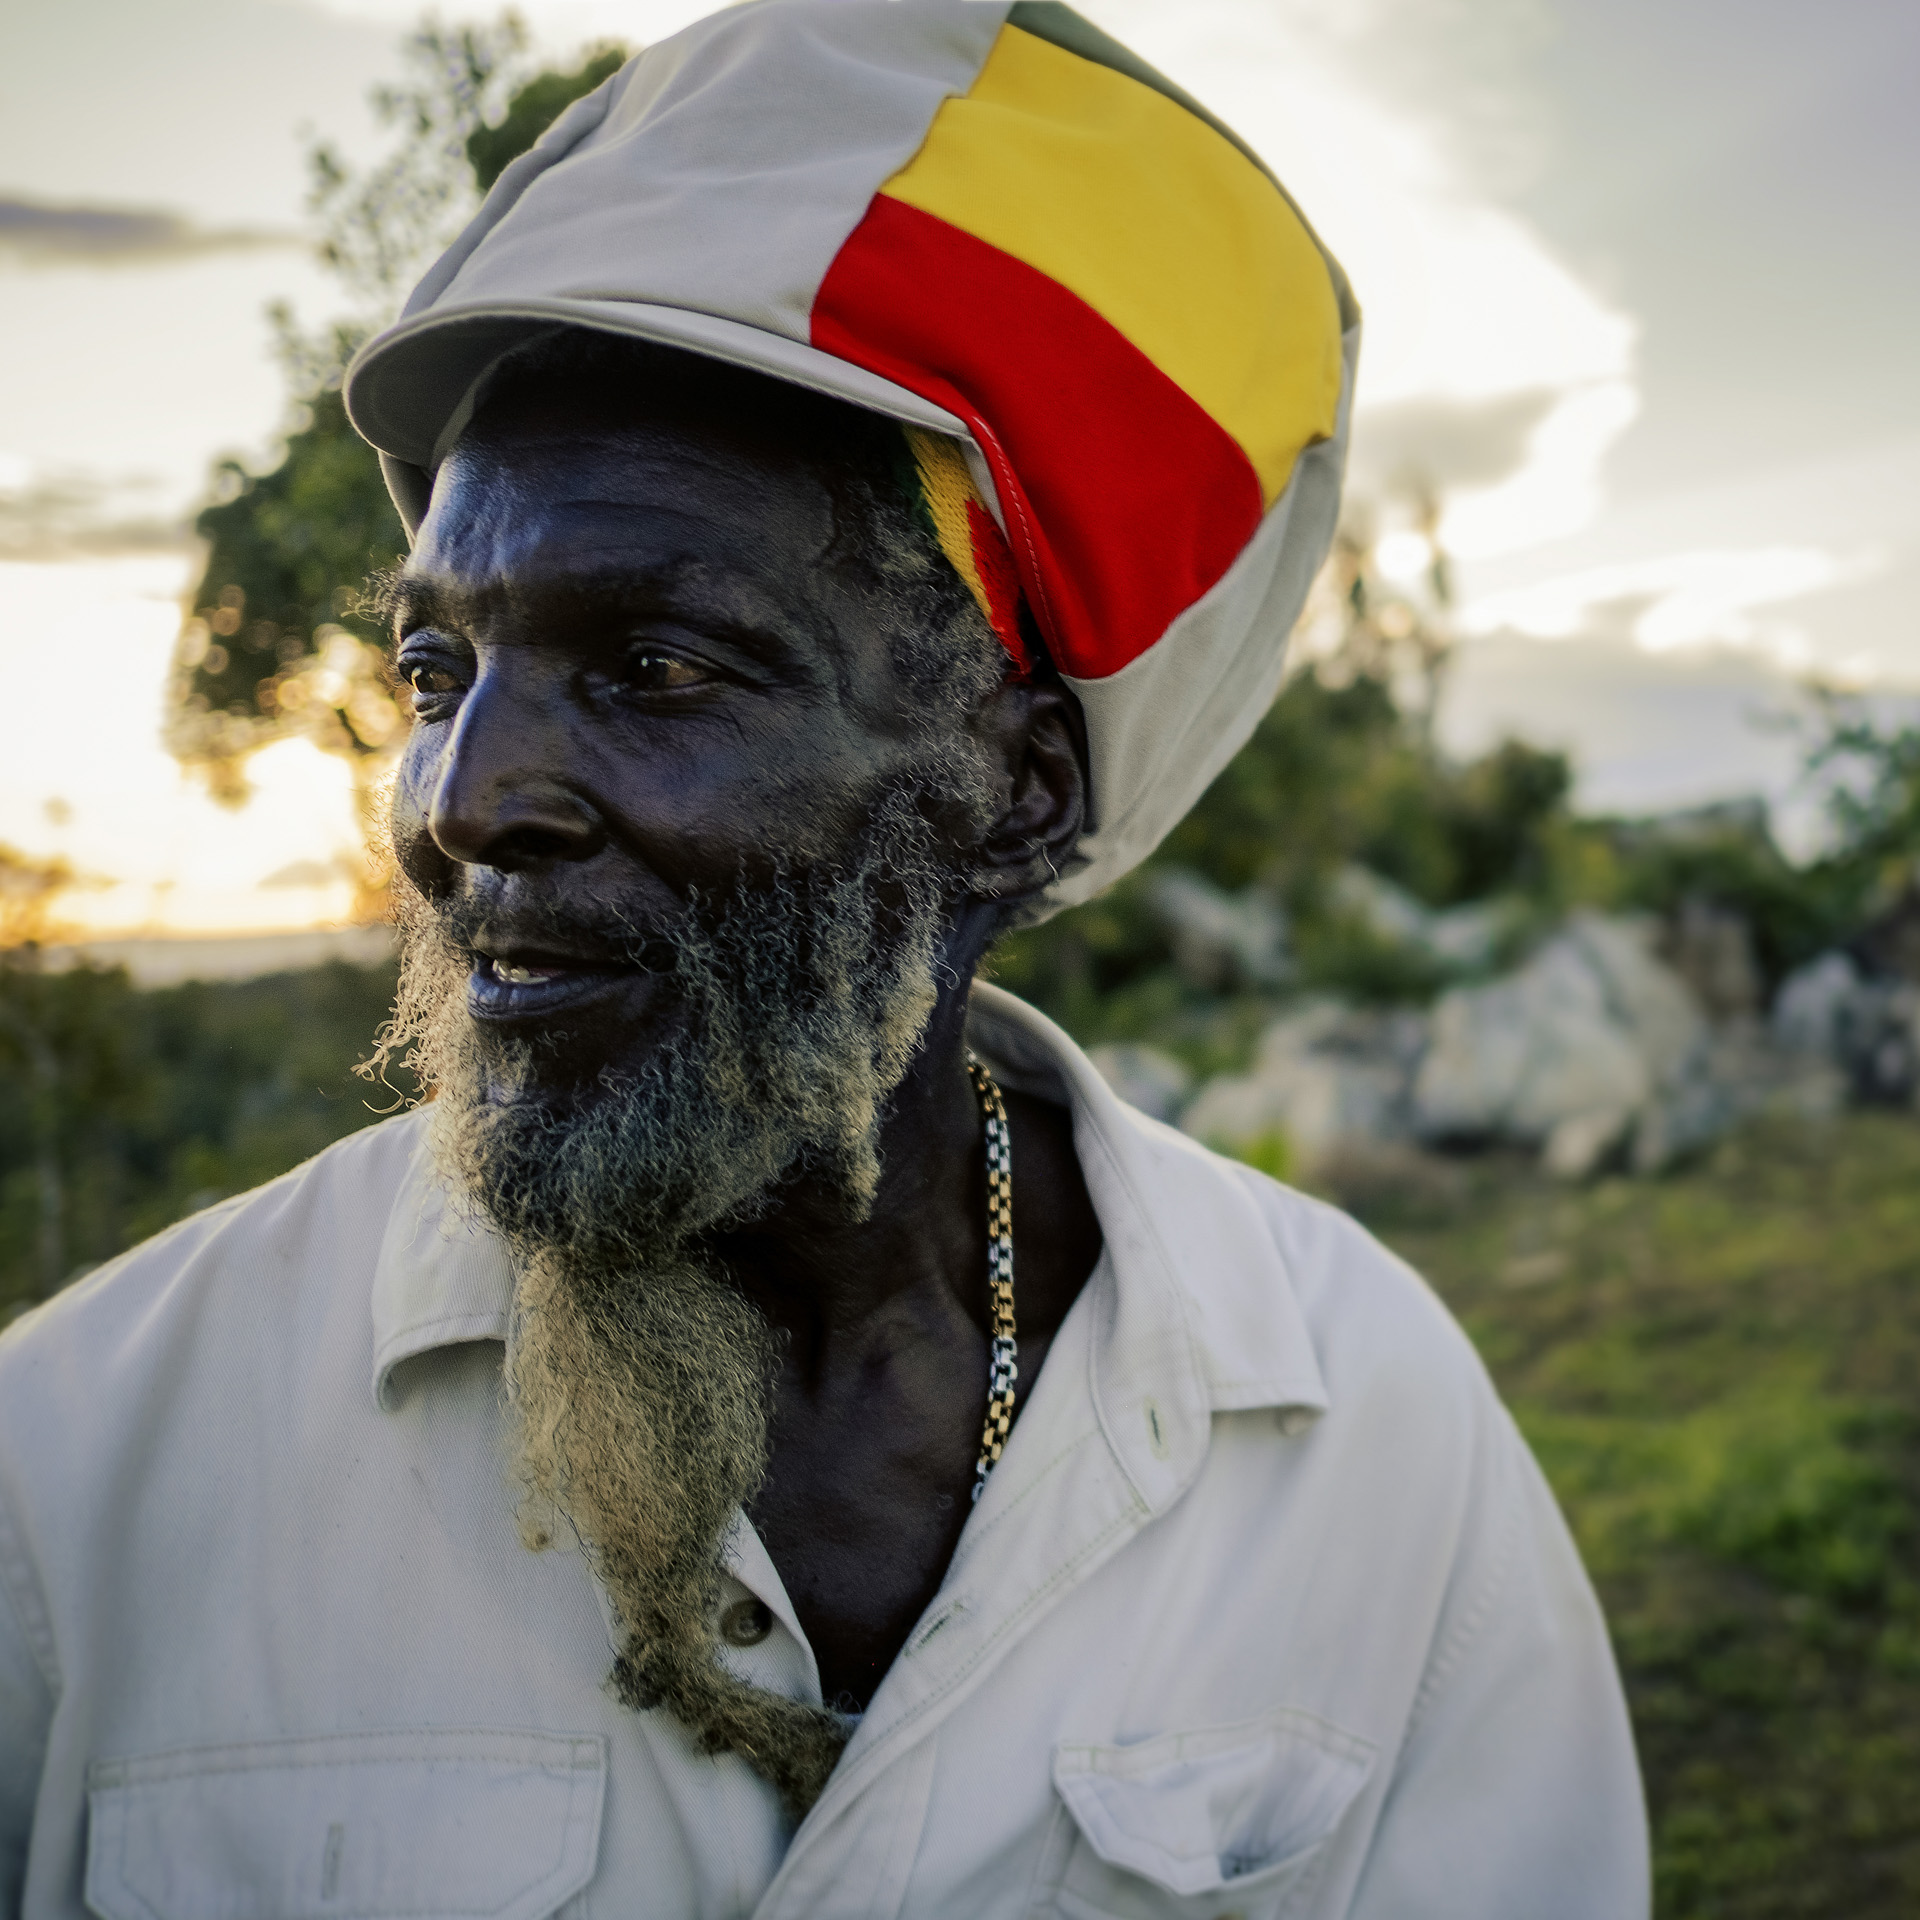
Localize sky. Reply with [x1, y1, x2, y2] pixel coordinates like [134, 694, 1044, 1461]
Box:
[0, 0, 1914, 932]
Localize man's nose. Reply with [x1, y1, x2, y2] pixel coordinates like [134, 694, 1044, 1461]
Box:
[425, 669, 607, 872]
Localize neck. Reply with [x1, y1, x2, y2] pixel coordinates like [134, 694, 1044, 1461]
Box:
[708, 975, 986, 1368]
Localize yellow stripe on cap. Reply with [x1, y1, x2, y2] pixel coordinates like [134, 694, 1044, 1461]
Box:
[905, 428, 991, 614]
[881, 23, 1343, 508]
[905, 426, 1025, 664]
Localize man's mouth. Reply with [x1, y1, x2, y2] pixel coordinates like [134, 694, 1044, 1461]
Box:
[466, 948, 652, 1020]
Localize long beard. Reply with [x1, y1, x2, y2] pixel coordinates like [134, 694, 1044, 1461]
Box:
[375, 792, 954, 1817]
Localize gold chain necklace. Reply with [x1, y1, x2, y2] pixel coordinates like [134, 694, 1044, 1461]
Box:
[967, 1054, 1018, 1502]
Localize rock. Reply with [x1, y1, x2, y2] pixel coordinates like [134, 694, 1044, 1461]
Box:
[1252, 996, 1428, 1077]
[1772, 952, 1920, 1106]
[1085, 1043, 1192, 1124]
[1328, 864, 1510, 972]
[1329, 866, 1431, 949]
[1426, 900, 1510, 971]
[1630, 1072, 1740, 1175]
[1413, 936, 1651, 1148]
[1665, 896, 1763, 1020]
[1412, 913, 1724, 1177]
[1562, 911, 1707, 1090]
[1837, 979, 1920, 1107]
[1181, 998, 1426, 1174]
[1543, 1105, 1637, 1181]
[1145, 867, 1292, 993]
[1772, 952, 1860, 1059]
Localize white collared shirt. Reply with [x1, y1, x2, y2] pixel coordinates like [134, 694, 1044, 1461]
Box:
[0, 985, 1647, 1918]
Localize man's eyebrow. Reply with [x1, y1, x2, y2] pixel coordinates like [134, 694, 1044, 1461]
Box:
[372, 572, 462, 636]
[373, 558, 812, 666]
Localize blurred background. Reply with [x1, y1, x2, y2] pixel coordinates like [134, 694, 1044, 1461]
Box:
[2, 0, 1917, 1908]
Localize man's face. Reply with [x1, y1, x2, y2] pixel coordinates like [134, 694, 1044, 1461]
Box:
[388, 379, 978, 1110]
[376, 379, 1010, 1805]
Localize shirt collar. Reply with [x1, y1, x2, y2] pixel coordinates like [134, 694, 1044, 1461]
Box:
[369, 986, 1330, 1473]
[964, 982, 1327, 1514]
[370, 1118, 515, 1411]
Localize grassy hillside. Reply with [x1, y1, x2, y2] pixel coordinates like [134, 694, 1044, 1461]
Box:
[1373, 1116, 1920, 1916]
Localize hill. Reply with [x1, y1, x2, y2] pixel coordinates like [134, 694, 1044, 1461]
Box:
[1375, 1116, 1920, 1916]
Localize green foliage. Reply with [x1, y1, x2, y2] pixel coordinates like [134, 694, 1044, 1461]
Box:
[1215, 1128, 1294, 1184]
[1577, 696, 1920, 993]
[1598, 804, 1865, 989]
[995, 665, 1920, 1058]
[1810, 695, 1920, 882]
[466, 44, 629, 191]
[0, 961, 412, 1316]
[309, 14, 530, 311]
[177, 363, 408, 763]
[170, 25, 632, 799]
[992, 663, 1580, 1043]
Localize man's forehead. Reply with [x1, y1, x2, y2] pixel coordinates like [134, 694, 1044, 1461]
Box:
[456, 358, 854, 490]
[385, 543, 832, 661]
[406, 423, 846, 599]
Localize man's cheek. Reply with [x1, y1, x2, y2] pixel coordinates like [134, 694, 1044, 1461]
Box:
[390, 762, 455, 897]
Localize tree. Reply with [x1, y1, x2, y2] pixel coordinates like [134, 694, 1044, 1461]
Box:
[0, 847, 89, 1294]
[167, 21, 632, 913]
[465, 43, 627, 192]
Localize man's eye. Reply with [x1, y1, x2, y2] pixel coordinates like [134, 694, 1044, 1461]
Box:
[624, 650, 706, 692]
[407, 663, 461, 697]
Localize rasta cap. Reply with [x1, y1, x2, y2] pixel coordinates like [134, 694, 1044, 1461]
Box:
[344, 0, 1359, 914]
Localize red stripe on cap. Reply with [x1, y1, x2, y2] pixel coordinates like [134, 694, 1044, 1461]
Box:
[813, 194, 1262, 679]
[967, 497, 1024, 662]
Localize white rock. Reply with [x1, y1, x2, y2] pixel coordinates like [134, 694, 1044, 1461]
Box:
[1328, 864, 1514, 972]
[1772, 951, 1861, 1059]
[1182, 1054, 1405, 1171]
[1426, 900, 1509, 970]
[1543, 1105, 1638, 1181]
[1181, 1000, 1425, 1171]
[1252, 997, 1357, 1071]
[1412, 933, 1652, 1147]
[1179, 1071, 1292, 1151]
[1145, 868, 1292, 992]
[1563, 911, 1706, 1089]
[1329, 865, 1433, 949]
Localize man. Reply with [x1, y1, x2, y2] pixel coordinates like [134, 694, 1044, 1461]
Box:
[0, 4, 1647, 1915]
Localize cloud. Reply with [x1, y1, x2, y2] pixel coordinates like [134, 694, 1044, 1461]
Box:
[0, 196, 300, 267]
[1457, 544, 1880, 660]
[1350, 389, 1561, 495]
[1068, 0, 1639, 571]
[1437, 625, 1821, 832]
[0, 463, 186, 560]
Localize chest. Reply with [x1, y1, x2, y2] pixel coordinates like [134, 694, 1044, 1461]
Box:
[36, 1341, 1407, 1920]
[750, 1318, 1061, 1710]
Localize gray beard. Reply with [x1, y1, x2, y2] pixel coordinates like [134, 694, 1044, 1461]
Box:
[373, 790, 955, 1817]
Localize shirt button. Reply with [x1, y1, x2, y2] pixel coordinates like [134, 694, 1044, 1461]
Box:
[720, 1598, 774, 1647]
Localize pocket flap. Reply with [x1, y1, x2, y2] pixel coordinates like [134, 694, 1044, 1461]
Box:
[86, 1729, 607, 1920]
[1053, 1708, 1375, 1898]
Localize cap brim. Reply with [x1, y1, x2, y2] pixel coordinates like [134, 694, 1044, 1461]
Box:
[345, 296, 980, 473]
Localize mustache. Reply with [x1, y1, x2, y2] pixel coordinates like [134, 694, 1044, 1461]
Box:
[412, 886, 688, 977]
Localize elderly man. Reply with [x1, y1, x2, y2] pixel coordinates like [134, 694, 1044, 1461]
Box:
[0, 4, 1646, 1915]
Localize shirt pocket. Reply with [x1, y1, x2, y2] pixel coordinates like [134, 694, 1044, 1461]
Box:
[84, 1728, 607, 1920]
[1035, 1707, 1376, 1920]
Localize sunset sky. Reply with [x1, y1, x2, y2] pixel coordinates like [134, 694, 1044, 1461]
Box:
[2, 0, 1914, 932]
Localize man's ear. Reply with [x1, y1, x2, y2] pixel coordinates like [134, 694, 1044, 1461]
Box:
[967, 680, 1088, 908]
